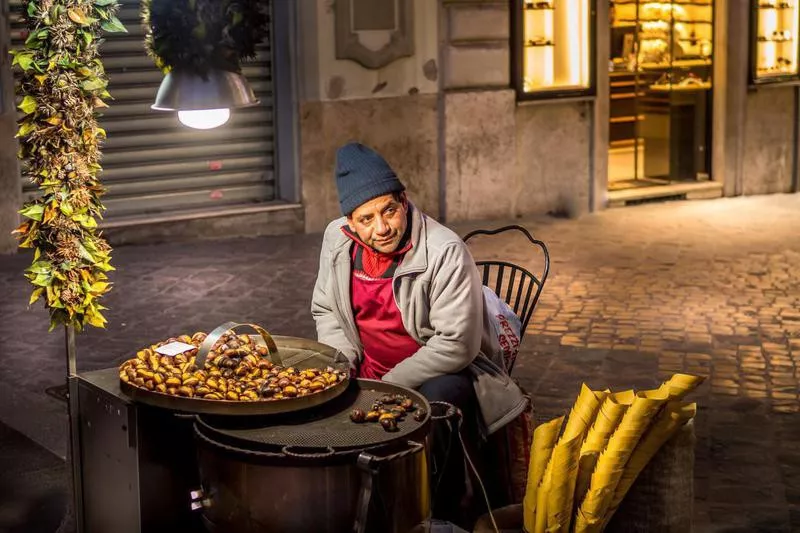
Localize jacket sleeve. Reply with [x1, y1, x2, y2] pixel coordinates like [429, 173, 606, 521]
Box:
[382, 243, 482, 388]
[311, 234, 360, 368]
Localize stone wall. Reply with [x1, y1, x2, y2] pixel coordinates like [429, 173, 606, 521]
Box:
[515, 100, 592, 217]
[443, 90, 516, 222]
[443, 90, 592, 222]
[299, 95, 440, 233]
[741, 88, 796, 196]
[0, 0, 21, 254]
[442, 0, 509, 89]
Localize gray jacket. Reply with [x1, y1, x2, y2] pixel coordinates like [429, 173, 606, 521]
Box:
[311, 204, 528, 435]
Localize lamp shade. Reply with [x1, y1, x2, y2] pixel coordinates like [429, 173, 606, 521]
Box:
[151, 69, 259, 112]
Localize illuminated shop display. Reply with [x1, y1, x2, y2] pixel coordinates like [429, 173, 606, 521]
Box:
[512, 0, 595, 98]
[612, 0, 713, 89]
[608, 0, 714, 185]
[751, 0, 800, 82]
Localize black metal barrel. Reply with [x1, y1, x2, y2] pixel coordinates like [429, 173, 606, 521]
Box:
[193, 379, 433, 533]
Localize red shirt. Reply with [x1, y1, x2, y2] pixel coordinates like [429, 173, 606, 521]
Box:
[343, 228, 420, 380]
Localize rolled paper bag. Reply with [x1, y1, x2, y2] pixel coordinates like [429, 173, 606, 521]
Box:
[545, 431, 583, 533]
[523, 415, 565, 533]
[534, 464, 551, 533]
[574, 389, 671, 533]
[600, 401, 697, 529]
[531, 385, 602, 533]
[575, 390, 635, 505]
[563, 383, 605, 440]
[657, 373, 706, 400]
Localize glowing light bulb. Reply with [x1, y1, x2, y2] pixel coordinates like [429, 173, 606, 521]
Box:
[177, 108, 231, 129]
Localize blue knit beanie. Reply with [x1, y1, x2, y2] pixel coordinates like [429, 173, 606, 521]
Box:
[335, 142, 405, 216]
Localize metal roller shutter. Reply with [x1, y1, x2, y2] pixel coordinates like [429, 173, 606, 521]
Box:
[8, 0, 276, 221]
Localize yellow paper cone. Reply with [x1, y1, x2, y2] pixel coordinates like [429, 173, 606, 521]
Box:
[545, 431, 583, 533]
[599, 401, 697, 529]
[657, 373, 706, 400]
[562, 384, 605, 440]
[574, 389, 670, 533]
[574, 390, 635, 506]
[523, 416, 565, 533]
[535, 465, 551, 533]
[529, 384, 602, 533]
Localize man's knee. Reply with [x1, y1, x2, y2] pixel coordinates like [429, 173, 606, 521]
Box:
[418, 371, 473, 406]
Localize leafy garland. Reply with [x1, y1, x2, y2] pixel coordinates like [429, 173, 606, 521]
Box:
[11, 0, 126, 331]
[142, 0, 268, 77]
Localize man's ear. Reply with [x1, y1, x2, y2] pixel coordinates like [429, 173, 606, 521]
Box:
[345, 216, 356, 231]
[400, 192, 408, 208]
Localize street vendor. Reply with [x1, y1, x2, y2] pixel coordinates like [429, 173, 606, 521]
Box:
[311, 142, 528, 523]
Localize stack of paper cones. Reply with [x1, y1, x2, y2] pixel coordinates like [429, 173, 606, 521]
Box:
[521, 373, 704, 533]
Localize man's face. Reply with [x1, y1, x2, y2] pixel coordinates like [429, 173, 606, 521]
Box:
[347, 193, 408, 253]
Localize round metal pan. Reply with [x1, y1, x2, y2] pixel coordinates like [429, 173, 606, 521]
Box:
[194, 379, 432, 457]
[120, 334, 351, 416]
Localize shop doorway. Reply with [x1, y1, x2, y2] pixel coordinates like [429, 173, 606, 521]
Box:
[607, 0, 714, 197]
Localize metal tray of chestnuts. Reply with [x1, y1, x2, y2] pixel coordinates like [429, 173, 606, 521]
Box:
[119, 322, 350, 416]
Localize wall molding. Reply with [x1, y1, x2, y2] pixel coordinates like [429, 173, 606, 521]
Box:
[334, 0, 414, 69]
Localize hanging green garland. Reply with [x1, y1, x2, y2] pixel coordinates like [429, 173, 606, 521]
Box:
[11, 0, 125, 331]
[142, 0, 268, 76]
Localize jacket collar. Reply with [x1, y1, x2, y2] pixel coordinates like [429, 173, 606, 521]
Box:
[331, 202, 428, 276]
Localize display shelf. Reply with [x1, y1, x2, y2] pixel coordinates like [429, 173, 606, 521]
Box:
[649, 82, 713, 91]
[523, 1, 554, 8]
[616, 18, 712, 24]
[613, 0, 712, 4]
[610, 115, 646, 123]
[639, 59, 713, 69]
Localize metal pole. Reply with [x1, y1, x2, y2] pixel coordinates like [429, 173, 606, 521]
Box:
[66, 324, 77, 377]
[61, 324, 83, 533]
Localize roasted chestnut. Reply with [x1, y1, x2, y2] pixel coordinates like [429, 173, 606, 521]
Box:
[241, 390, 259, 401]
[365, 410, 381, 422]
[379, 394, 396, 405]
[380, 417, 399, 432]
[350, 408, 367, 423]
[390, 407, 406, 419]
[400, 398, 414, 411]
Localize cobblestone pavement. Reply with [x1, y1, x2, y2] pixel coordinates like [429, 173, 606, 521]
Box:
[1, 194, 799, 531]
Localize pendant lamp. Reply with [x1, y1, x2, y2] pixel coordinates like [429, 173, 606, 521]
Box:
[152, 69, 259, 130]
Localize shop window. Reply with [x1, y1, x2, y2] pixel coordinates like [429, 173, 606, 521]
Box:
[751, 0, 800, 83]
[511, 0, 596, 99]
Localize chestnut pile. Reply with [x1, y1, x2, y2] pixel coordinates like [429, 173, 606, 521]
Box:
[349, 393, 427, 432]
[119, 331, 347, 402]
